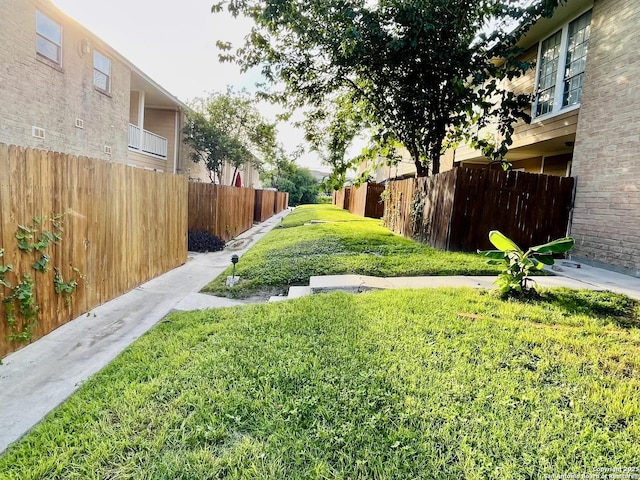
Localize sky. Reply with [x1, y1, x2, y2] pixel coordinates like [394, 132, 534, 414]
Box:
[53, 0, 332, 173]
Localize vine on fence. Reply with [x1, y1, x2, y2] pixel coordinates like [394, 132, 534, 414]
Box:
[410, 183, 433, 242]
[0, 214, 82, 343]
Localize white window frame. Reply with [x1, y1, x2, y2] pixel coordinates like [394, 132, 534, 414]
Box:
[35, 10, 62, 66]
[532, 9, 592, 121]
[93, 50, 111, 93]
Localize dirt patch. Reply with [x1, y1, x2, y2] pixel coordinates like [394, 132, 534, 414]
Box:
[226, 239, 250, 250]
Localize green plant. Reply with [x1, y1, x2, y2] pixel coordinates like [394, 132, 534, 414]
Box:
[32, 254, 51, 273]
[16, 215, 64, 253]
[1, 214, 81, 343]
[187, 231, 225, 253]
[379, 187, 391, 203]
[3, 273, 38, 342]
[478, 230, 575, 296]
[15, 225, 35, 252]
[53, 268, 79, 308]
[0, 249, 13, 289]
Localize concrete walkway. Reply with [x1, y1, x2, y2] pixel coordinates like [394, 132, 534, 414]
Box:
[0, 210, 290, 454]
[270, 262, 640, 302]
[1, 213, 639, 454]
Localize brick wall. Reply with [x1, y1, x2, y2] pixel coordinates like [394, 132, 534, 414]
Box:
[570, 0, 640, 276]
[0, 0, 130, 163]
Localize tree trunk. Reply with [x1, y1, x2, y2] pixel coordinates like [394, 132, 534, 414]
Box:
[431, 155, 440, 175]
[408, 142, 429, 177]
[414, 160, 429, 177]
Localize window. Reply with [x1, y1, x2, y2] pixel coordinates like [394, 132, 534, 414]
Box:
[534, 10, 592, 118]
[93, 51, 111, 92]
[36, 10, 62, 65]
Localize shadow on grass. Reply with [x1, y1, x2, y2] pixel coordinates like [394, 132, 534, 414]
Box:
[541, 289, 640, 329]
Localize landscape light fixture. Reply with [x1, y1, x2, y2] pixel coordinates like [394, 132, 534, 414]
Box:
[231, 254, 239, 279]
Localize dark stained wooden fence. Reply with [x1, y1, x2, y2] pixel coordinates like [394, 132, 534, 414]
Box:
[383, 168, 575, 251]
[188, 183, 255, 242]
[364, 183, 385, 219]
[254, 189, 277, 223]
[382, 178, 416, 238]
[332, 183, 385, 219]
[274, 192, 289, 213]
[0, 144, 188, 358]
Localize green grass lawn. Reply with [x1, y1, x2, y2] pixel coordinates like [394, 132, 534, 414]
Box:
[204, 204, 501, 298]
[1, 288, 638, 479]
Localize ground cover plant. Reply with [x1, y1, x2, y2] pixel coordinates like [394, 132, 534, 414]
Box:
[203, 204, 501, 298]
[188, 230, 225, 253]
[1, 288, 638, 479]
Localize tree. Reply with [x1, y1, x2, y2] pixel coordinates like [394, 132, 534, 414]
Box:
[261, 152, 319, 206]
[183, 90, 277, 184]
[213, 0, 564, 177]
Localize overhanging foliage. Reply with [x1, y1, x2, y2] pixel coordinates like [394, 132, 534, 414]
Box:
[213, 0, 565, 179]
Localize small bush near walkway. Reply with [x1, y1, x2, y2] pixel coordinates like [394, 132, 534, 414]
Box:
[1, 288, 638, 478]
[203, 204, 501, 298]
[188, 230, 225, 252]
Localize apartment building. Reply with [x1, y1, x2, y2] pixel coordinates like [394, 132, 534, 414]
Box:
[0, 0, 262, 186]
[368, 0, 639, 276]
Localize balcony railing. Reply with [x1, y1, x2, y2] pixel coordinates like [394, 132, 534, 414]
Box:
[128, 123, 168, 158]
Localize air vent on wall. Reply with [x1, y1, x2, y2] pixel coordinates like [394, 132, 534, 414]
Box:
[32, 126, 45, 139]
[75, 118, 84, 129]
[104, 145, 112, 155]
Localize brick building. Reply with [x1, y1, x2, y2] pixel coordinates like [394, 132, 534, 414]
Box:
[569, 0, 640, 276]
[0, 0, 261, 186]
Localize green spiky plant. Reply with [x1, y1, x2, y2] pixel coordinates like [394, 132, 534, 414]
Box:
[478, 230, 575, 296]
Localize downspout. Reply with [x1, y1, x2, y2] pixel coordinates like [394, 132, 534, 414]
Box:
[173, 109, 179, 174]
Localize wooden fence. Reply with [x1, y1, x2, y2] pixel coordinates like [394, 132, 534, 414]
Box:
[383, 168, 575, 251]
[274, 191, 289, 213]
[333, 189, 345, 210]
[188, 183, 256, 242]
[254, 189, 277, 223]
[382, 178, 417, 238]
[0, 144, 188, 358]
[332, 183, 385, 218]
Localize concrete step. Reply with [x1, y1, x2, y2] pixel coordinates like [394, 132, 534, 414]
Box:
[287, 286, 312, 299]
[309, 275, 391, 293]
[268, 295, 288, 302]
[308, 275, 497, 294]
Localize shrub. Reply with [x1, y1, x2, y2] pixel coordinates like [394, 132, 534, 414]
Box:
[188, 230, 225, 252]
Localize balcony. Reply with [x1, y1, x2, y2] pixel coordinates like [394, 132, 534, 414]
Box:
[128, 123, 168, 158]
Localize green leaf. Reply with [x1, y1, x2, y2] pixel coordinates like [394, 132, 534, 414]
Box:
[488, 230, 521, 253]
[532, 253, 555, 265]
[530, 258, 545, 270]
[530, 237, 575, 254]
[486, 259, 505, 266]
[477, 249, 507, 259]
